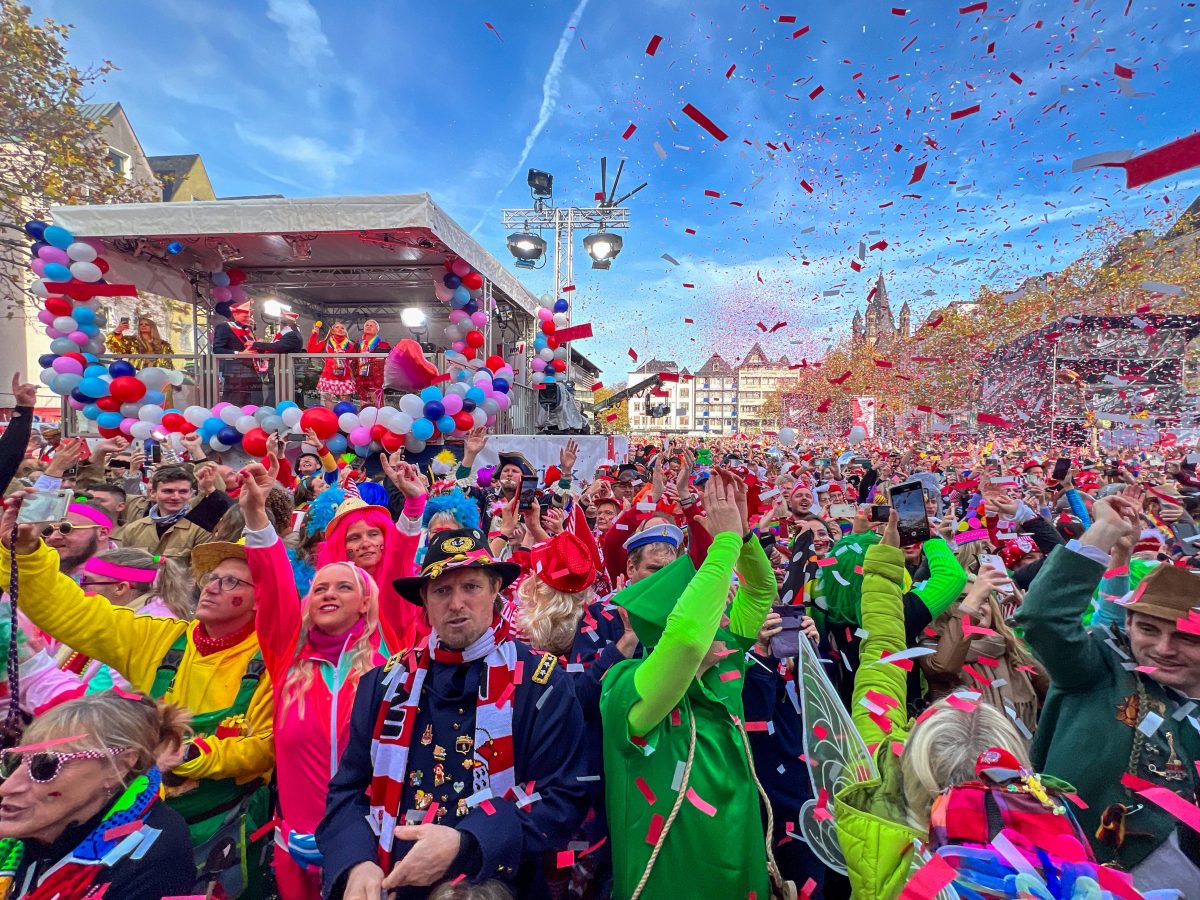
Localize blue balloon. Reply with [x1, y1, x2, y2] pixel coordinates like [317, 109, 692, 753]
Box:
[97, 411, 122, 429]
[82, 353, 98, 363]
[211, 271, 231, 287]
[419, 386, 442, 402]
[437, 415, 456, 434]
[325, 434, 348, 454]
[554, 298, 569, 313]
[533, 335, 547, 350]
[442, 273, 461, 290]
[108, 360, 136, 378]
[544, 372, 556, 383]
[30, 241, 48, 258]
[354, 444, 372, 457]
[72, 307, 96, 325]
[42, 225, 74, 249]
[463, 301, 478, 315]
[23, 221, 48, 240]
[78, 377, 109, 398]
[217, 425, 241, 444]
[276, 400, 297, 412]
[70, 388, 89, 404]
[84, 365, 107, 378]
[332, 400, 357, 416]
[465, 387, 485, 405]
[412, 418, 435, 441]
[492, 378, 510, 394]
[200, 417, 224, 439]
[453, 286, 471, 305]
[82, 403, 101, 420]
[80, 323, 99, 337]
[43, 262, 72, 282]
[38, 354, 56, 369]
[144, 390, 166, 405]
[423, 400, 445, 421]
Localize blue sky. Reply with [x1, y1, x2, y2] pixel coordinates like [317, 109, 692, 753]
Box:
[31, 0, 1200, 379]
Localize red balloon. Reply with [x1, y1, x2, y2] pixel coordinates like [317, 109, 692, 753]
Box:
[462, 271, 483, 291]
[109, 376, 146, 403]
[484, 355, 505, 372]
[465, 329, 484, 348]
[179, 421, 197, 435]
[226, 268, 245, 286]
[452, 411, 475, 432]
[96, 396, 121, 412]
[300, 406, 338, 440]
[241, 427, 269, 457]
[546, 335, 560, 350]
[369, 423, 386, 442]
[552, 359, 566, 373]
[462, 346, 477, 360]
[45, 297, 73, 316]
[97, 425, 121, 439]
[64, 352, 87, 366]
[94, 258, 109, 274]
[160, 412, 186, 432]
[540, 320, 556, 335]
[380, 430, 404, 454]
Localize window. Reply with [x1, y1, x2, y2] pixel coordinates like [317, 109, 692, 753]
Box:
[107, 147, 131, 179]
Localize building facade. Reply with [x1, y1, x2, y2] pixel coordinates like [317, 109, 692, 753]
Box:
[733, 343, 792, 434]
[851, 272, 910, 348]
[694, 353, 737, 434]
[624, 359, 693, 434]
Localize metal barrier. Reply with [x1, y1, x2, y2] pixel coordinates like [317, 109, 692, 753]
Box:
[63, 351, 536, 436]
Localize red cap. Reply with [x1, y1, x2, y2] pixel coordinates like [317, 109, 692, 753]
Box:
[1021, 459, 1044, 472]
[531, 531, 596, 594]
[998, 535, 1035, 570]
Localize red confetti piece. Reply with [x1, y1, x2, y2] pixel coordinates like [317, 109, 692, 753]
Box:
[484, 22, 503, 42]
[1114, 63, 1135, 79]
[704, 189, 721, 198]
[778, 14, 796, 22]
[892, 7, 908, 14]
[421, 801, 440, 825]
[622, 122, 637, 140]
[554, 322, 593, 342]
[103, 819, 144, 841]
[627, 348, 638, 361]
[977, 412, 1013, 429]
[682, 282, 695, 288]
[908, 161, 927, 184]
[812, 724, 828, 740]
[958, 1, 987, 12]
[792, 25, 809, 38]
[646, 813, 665, 844]
[561, 284, 576, 292]
[950, 103, 981, 120]
[800, 179, 814, 193]
[828, 370, 852, 385]
[645, 34, 663, 56]
[725, 64, 736, 78]
[556, 849, 575, 868]
[681, 102, 728, 141]
[1009, 72, 1023, 85]
[808, 84, 824, 100]
[635, 777, 657, 805]
[899, 854, 958, 899]
[686, 787, 718, 816]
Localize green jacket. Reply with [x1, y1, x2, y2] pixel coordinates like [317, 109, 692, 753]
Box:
[833, 542, 924, 900]
[1016, 545, 1200, 870]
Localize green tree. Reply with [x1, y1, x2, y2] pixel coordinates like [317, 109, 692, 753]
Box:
[1, 0, 152, 308]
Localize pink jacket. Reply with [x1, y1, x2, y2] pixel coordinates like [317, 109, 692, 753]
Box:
[246, 529, 389, 835]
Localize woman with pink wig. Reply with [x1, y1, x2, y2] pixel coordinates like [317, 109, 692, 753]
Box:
[240, 458, 391, 900]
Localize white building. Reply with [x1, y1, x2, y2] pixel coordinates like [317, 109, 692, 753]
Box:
[625, 358, 693, 434]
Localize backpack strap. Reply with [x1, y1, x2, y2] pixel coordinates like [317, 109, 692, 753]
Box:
[149, 634, 188, 700]
[225, 651, 266, 719]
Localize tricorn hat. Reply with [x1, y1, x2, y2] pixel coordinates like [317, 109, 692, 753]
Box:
[393, 528, 520, 605]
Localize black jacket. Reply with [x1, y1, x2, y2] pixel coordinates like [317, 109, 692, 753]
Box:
[0, 405, 34, 495]
[251, 327, 303, 353]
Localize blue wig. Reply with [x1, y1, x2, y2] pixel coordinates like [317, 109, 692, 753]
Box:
[304, 486, 346, 538]
[422, 487, 481, 531]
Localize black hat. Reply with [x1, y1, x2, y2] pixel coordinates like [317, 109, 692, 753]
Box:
[393, 528, 521, 606]
[616, 463, 642, 483]
[496, 452, 534, 478]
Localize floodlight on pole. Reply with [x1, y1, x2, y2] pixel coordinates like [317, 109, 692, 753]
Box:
[400, 307, 427, 329]
[527, 169, 554, 198]
[583, 230, 623, 269]
[506, 231, 547, 267]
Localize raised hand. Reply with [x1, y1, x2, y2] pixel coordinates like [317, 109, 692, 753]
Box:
[10, 372, 37, 408]
[238, 454, 279, 531]
[560, 438, 579, 475]
[675, 449, 696, 499]
[879, 508, 900, 548]
[181, 432, 206, 460]
[0, 490, 43, 555]
[463, 426, 488, 465]
[45, 437, 83, 478]
[697, 470, 742, 537]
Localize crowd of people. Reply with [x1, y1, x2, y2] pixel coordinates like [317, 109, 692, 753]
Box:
[1, 368, 1199, 899]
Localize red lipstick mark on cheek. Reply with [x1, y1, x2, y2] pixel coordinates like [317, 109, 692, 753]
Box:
[232, 598, 244, 608]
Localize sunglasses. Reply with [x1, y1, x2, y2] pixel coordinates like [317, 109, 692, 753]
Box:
[79, 578, 125, 590]
[1, 746, 129, 783]
[40, 522, 104, 537]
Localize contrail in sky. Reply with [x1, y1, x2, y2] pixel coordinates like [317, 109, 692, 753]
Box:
[471, 0, 591, 234]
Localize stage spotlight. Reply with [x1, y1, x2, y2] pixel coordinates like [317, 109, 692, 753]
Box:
[583, 230, 623, 269]
[527, 169, 554, 198]
[507, 231, 547, 267]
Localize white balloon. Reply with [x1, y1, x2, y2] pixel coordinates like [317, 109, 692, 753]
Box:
[778, 426, 797, 447]
[446, 382, 468, 397]
[210, 437, 231, 452]
[404, 436, 426, 454]
[219, 405, 242, 425]
[130, 421, 156, 441]
[261, 415, 284, 432]
[358, 406, 378, 428]
[66, 241, 98, 263]
[234, 414, 257, 434]
[167, 370, 185, 386]
[393, 412, 414, 434]
[531, 372, 546, 385]
[69, 261, 103, 283]
[538, 348, 554, 361]
[539, 296, 555, 309]
[138, 404, 164, 423]
[471, 408, 487, 428]
[553, 347, 567, 360]
[848, 425, 867, 445]
[39, 369, 56, 386]
[552, 312, 568, 327]
[120, 402, 142, 418]
[29, 279, 49, 298]
[481, 398, 500, 415]
[281, 406, 303, 428]
[139, 367, 169, 390]
[184, 405, 209, 426]
[337, 412, 360, 432]
[53, 315, 78, 333]
[399, 394, 425, 418]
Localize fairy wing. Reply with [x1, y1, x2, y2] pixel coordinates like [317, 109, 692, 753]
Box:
[794, 634, 879, 874]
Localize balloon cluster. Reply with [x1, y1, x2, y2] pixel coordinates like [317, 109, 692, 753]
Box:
[207, 266, 248, 305]
[385, 355, 516, 455]
[434, 258, 487, 360]
[531, 296, 569, 387]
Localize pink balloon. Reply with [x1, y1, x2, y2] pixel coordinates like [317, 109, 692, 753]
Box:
[349, 426, 371, 446]
[452, 340, 466, 353]
[52, 357, 83, 375]
[38, 246, 70, 266]
[434, 283, 454, 303]
[230, 286, 248, 302]
[531, 358, 547, 372]
[69, 331, 89, 345]
[451, 259, 472, 278]
[449, 310, 468, 324]
[67, 396, 86, 410]
[485, 415, 497, 427]
[212, 286, 232, 302]
[494, 393, 511, 411]
[241, 405, 258, 414]
[37, 309, 56, 325]
[30, 259, 47, 277]
[119, 417, 135, 435]
[441, 394, 463, 415]
[46, 327, 62, 339]
[470, 311, 487, 328]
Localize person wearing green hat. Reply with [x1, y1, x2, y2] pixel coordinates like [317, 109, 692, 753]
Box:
[600, 469, 791, 900]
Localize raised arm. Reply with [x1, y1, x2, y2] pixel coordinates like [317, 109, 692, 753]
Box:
[911, 537, 968, 620]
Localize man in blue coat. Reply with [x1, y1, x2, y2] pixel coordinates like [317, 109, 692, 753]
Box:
[317, 528, 589, 899]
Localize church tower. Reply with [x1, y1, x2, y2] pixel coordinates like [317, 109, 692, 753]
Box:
[899, 300, 911, 339]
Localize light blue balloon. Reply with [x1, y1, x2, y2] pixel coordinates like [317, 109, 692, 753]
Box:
[82, 403, 101, 420]
[210, 271, 231, 287]
[78, 376, 109, 398]
[144, 390, 166, 405]
[453, 286, 471, 305]
[80, 323, 99, 337]
[72, 307, 96, 325]
[465, 387, 485, 404]
[201, 416, 224, 439]
[419, 386, 442, 403]
[276, 400, 297, 412]
[42, 225, 74, 249]
[411, 418, 435, 441]
[51, 372, 82, 394]
[533, 336, 548, 350]
[544, 372, 556, 383]
[97, 411, 122, 429]
[84, 364, 107, 378]
[325, 434, 347, 454]
[43, 262, 72, 282]
[354, 444, 372, 457]
[437, 415, 455, 434]
[49, 337, 75, 354]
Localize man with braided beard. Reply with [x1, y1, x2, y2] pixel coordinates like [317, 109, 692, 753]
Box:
[318, 528, 589, 899]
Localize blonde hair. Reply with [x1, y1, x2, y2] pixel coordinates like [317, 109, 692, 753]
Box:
[428, 880, 514, 900]
[953, 539, 986, 574]
[136, 317, 169, 354]
[280, 562, 381, 717]
[516, 575, 593, 656]
[154, 555, 196, 620]
[983, 587, 1036, 671]
[21, 691, 191, 780]
[900, 696, 1030, 826]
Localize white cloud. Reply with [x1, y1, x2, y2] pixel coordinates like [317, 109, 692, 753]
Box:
[234, 124, 365, 186]
[265, 0, 332, 69]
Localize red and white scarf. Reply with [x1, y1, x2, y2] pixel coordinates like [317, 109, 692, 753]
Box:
[367, 615, 517, 858]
